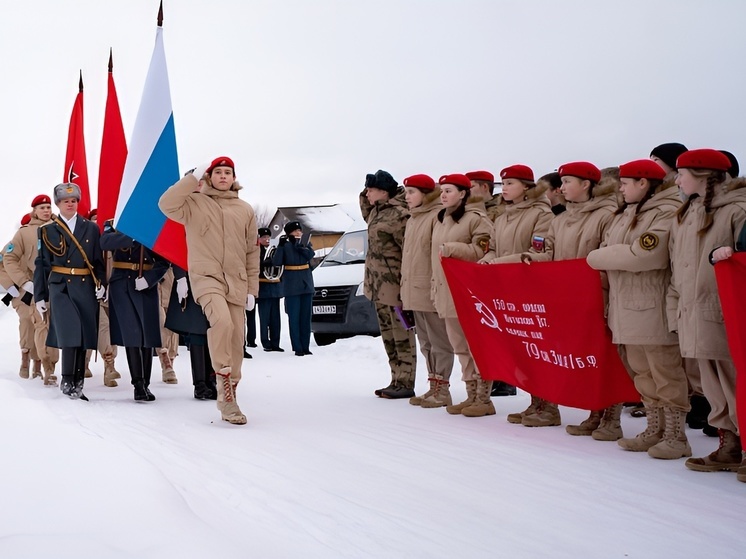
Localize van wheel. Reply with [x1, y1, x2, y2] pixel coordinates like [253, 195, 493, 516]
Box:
[313, 333, 337, 346]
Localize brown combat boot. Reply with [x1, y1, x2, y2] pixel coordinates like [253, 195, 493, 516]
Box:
[507, 395, 540, 424]
[42, 358, 58, 386]
[159, 349, 178, 384]
[648, 407, 692, 459]
[420, 377, 452, 409]
[103, 352, 119, 387]
[216, 367, 246, 425]
[592, 404, 623, 441]
[685, 429, 742, 472]
[522, 400, 561, 427]
[32, 359, 43, 379]
[565, 410, 602, 436]
[19, 350, 30, 379]
[618, 407, 663, 451]
[462, 378, 496, 417]
[410, 378, 438, 406]
[446, 380, 477, 415]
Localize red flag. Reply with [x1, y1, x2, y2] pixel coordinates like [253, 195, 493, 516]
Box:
[97, 50, 128, 232]
[441, 257, 639, 410]
[64, 71, 91, 218]
[713, 252, 746, 433]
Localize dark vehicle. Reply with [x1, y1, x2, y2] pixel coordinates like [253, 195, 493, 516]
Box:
[311, 221, 379, 346]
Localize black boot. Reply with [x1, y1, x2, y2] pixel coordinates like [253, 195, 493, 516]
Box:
[491, 381, 517, 397]
[203, 345, 217, 400]
[142, 347, 156, 401]
[126, 347, 149, 401]
[380, 383, 416, 399]
[687, 395, 712, 429]
[60, 348, 76, 397]
[70, 348, 88, 401]
[190, 345, 211, 400]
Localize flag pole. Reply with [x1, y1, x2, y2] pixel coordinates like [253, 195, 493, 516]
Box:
[158, 0, 163, 27]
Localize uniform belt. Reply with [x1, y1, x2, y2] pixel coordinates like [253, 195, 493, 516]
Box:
[259, 278, 281, 283]
[51, 266, 90, 276]
[112, 262, 154, 271]
[284, 264, 309, 271]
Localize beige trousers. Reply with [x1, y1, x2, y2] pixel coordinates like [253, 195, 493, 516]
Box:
[698, 358, 738, 435]
[444, 317, 481, 382]
[623, 344, 689, 411]
[199, 293, 245, 384]
[14, 299, 39, 360]
[413, 310, 454, 381]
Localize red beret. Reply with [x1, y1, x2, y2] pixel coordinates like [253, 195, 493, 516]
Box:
[31, 194, 51, 207]
[403, 174, 436, 191]
[676, 149, 732, 172]
[558, 161, 602, 183]
[207, 156, 235, 175]
[500, 164, 534, 182]
[439, 173, 472, 190]
[618, 159, 667, 181]
[88, 208, 98, 220]
[20, 213, 31, 226]
[465, 170, 494, 183]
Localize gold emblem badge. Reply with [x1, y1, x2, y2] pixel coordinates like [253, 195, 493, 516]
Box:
[478, 237, 489, 252]
[640, 233, 659, 251]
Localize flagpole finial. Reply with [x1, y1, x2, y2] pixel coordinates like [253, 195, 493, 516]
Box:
[108, 48, 113, 73]
[78, 70, 83, 93]
[157, 0, 163, 27]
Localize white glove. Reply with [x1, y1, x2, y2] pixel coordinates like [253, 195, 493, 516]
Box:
[246, 294, 255, 311]
[95, 285, 106, 300]
[176, 277, 189, 303]
[21, 281, 33, 294]
[191, 163, 210, 181]
[8, 285, 20, 297]
[36, 300, 47, 317]
[135, 277, 149, 291]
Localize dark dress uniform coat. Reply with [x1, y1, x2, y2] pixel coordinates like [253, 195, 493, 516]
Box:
[100, 222, 169, 348]
[165, 265, 210, 344]
[271, 239, 314, 296]
[34, 215, 104, 349]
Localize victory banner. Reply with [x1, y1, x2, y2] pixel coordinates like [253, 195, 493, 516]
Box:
[441, 257, 639, 410]
[713, 252, 746, 434]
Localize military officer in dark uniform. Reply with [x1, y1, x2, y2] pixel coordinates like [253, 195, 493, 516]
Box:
[34, 183, 105, 400]
[100, 221, 169, 401]
[257, 227, 284, 352]
[272, 221, 314, 356]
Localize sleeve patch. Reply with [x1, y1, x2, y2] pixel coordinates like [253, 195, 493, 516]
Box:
[477, 237, 489, 252]
[532, 236, 545, 252]
[5, 243, 13, 254]
[639, 233, 659, 251]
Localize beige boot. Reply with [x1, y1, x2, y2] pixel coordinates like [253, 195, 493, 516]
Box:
[102, 352, 119, 387]
[685, 429, 742, 472]
[592, 404, 623, 441]
[522, 400, 561, 427]
[159, 350, 178, 384]
[507, 395, 540, 424]
[32, 359, 43, 379]
[618, 407, 663, 451]
[566, 410, 602, 436]
[420, 377, 453, 409]
[216, 367, 246, 425]
[446, 380, 477, 415]
[410, 378, 438, 406]
[462, 378, 496, 417]
[42, 359, 58, 386]
[648, 407, 692, 459]
[19, 350, 30, 379]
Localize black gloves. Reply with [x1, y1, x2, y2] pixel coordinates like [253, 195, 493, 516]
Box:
[278, 235, 288, 247]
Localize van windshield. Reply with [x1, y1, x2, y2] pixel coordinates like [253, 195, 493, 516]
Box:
[321, 229, 368, 266]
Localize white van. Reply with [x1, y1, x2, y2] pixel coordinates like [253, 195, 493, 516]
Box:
[311, 219, 379, 345]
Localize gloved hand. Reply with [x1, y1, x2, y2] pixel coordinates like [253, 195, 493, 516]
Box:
[36, 300, 47, 317]
[190, 163, 210, 181]
[278, 235, 288, 247]
[95, 285, 106, 300]
[135, 277, 148, 291]
[21, 281, 33, 295]
[176, 277, 189, 303]
[246, 294, 255, 311]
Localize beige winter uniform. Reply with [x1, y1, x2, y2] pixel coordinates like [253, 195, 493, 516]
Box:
[667, 178, 746, 433]
[3, 219, 59, 374]
[0, 245, 37, 361]
[431, 202, 492, 381]
[480, 183, 552, 264]
[159, 174, 259, 385]
[587, 182, 687, 411]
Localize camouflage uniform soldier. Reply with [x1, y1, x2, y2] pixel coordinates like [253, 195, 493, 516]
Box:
[466, 170, 505, 222]
[360, 170, 417, 399]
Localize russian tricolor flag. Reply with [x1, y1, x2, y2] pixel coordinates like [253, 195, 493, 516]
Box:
[114, 18, 187, 270]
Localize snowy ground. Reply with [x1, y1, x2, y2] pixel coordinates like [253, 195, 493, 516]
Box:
[1, 309, 745, 559]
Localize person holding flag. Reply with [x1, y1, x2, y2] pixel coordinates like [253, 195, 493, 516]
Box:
[159, 157, 260, 425]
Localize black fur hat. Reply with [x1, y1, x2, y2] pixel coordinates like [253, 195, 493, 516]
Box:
[284, 221, 302, 235]
[366, 170, 398, 197]
[650, 143, 688, 171]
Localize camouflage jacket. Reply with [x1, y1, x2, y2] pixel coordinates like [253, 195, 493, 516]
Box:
[359, 188, 410, 307]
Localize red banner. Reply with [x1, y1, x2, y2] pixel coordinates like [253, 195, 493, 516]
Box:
[97, 52, 128, 232]
[441, 257, 639, 410]
[714, 252, 746, 433]
[64, 73, 91, 218]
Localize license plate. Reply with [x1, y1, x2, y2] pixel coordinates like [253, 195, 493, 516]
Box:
[313, 305, 336, 315]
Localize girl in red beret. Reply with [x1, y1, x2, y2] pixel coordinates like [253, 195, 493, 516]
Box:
[509, 162, 619, 429]
[400, 174, 455, 408]
[669, 149, 746, 479]
[586, 160, 691, 458]
[430, 174, 493, 416]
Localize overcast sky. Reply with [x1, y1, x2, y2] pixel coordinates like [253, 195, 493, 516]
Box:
[1, 0, 744, 239]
